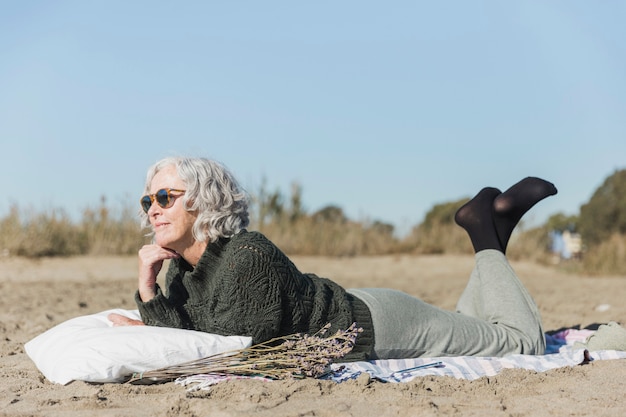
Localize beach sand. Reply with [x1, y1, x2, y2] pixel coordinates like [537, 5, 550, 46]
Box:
[1, 254, 625, 416]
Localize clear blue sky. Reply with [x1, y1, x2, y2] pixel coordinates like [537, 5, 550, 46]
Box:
[1, 1, 624, 236]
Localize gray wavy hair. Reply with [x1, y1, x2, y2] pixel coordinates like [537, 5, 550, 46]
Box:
[140, 156, 250, 242]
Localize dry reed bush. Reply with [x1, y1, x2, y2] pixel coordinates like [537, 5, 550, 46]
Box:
[0, 200, 144, 257]
[402, 198, 474, 255]
[406, 221, 472, 255]
[581, 233, 626, 276]
[3, 185, 626, 275]
[0, 206, 24, 255]
[259, 217, 401, 256]
[0, 205, 87, 257]
[250, 181, 400, 256]
[80, 198, 145, 255]
[506, 225, 554, 264]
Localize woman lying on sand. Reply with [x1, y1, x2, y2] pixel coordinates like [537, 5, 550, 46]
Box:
[108, 156, 557, 361]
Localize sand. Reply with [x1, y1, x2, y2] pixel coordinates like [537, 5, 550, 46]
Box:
[1, 254, 625, 416]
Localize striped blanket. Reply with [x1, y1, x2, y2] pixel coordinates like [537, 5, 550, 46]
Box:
[175, 328, 626, 390]
[327, 348, 626, 383]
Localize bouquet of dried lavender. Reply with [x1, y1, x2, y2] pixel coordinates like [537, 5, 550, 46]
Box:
[127, 323, 362, 384]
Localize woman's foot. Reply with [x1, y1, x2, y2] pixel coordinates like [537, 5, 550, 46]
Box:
[493, 177, 558, 251]
[455, 187, 503, 253]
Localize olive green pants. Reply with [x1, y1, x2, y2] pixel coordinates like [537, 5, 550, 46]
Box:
[348, 249, 545, 359]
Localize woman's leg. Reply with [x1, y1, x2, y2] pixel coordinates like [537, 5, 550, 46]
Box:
[454, 187, 503, 253]
[455, 249, 545, 352]
[493, 177, 557, 252]
[455, 177, 557, 255]
[349, 177, 556, 359]
[349, 252, 544, 359]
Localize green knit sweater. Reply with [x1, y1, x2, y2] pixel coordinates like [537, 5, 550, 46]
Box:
[135, 230, 374, 360]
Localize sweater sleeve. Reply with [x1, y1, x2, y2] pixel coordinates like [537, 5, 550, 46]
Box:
[134, 284, 189, 328]
[134, 260, 192, 329]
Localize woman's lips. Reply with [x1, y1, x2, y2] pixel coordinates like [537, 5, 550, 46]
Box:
[154, 221, 169, 229]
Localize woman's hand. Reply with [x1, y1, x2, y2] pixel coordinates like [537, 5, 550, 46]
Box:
[137, 244, 180, 302]
[107, 313, 145, 326]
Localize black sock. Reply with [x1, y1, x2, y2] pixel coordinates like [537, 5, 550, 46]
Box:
[455, 187, 503, 253]
[493, 177, 558, 251]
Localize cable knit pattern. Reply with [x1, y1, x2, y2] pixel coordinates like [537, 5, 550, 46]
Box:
[135, 230, 374, 360]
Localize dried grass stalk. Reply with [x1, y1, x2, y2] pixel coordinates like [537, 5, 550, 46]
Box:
[127, 323, 362, 384]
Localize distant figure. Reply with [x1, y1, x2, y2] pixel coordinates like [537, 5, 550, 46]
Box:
[550, 229, 582, 262]
[550, 230, 567, 260]
[562, 230, 583, 260]
[109, 156, 557, 360]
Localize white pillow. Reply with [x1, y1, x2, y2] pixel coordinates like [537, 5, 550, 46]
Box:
[25, 309, 252, 385]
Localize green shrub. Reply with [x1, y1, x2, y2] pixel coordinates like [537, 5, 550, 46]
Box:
[579, 169, 626, 245]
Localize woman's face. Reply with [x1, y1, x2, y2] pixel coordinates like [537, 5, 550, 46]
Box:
[146, 165, 198, 253]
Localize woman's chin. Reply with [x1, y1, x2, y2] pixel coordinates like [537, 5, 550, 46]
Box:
[153, 235, 172, 248]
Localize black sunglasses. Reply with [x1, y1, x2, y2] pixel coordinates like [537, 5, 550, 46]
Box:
[140, 188, 186, 213]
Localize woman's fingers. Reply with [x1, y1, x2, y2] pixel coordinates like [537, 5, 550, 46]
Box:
[108, 313, 145, 327]
[137, 245, 180, 302]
